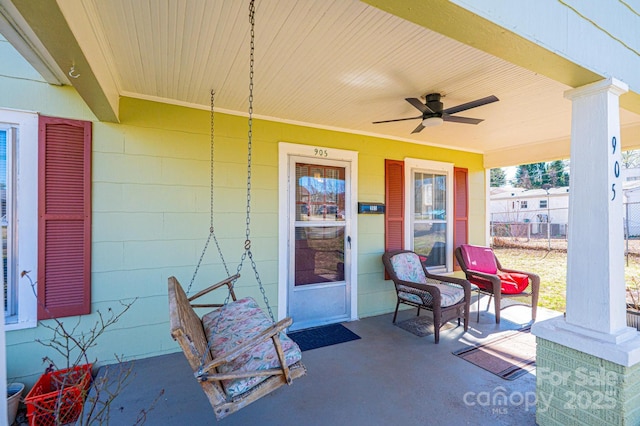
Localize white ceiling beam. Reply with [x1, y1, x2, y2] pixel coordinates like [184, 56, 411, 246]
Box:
[0, 0, 68, 85]
[8, 0, 119, 122]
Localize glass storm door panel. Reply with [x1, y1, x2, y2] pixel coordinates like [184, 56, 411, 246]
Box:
[413, 171, 447, 269]
[288, 160, 350, 331]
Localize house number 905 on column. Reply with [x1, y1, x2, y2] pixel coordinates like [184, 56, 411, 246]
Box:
[612, 136, 620, 201]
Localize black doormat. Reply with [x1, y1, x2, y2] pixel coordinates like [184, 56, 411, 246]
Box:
[288, 323, 361, 351]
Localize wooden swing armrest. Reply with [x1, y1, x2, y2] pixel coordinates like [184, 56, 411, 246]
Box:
[197, 317, 293, 375]
[190, 304, 226, 309]
[198, 367, 292, 382]
[188, 274, 240, 303]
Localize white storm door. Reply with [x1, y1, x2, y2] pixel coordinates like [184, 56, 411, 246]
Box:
[287, 158, 351, 331]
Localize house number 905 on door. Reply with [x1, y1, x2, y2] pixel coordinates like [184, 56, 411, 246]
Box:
[314, 148, 328, 157]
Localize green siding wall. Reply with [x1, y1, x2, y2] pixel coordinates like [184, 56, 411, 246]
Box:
[1, 49, 486, 384]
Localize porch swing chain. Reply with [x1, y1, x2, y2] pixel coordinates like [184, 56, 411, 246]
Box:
[186, 90, 231, 295]
[235, 0, 276, 323]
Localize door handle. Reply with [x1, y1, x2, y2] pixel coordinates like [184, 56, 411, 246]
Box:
[347, 235, 351, 249]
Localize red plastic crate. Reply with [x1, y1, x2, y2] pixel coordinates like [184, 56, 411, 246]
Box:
[25, 364, 92, 426]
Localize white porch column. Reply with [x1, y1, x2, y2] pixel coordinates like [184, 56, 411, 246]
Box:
[565, 78, 628, 338]
[533, 78, 640, 425]
[533, 77, 640, 366]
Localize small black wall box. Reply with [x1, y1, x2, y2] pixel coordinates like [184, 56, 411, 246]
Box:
[358, 202, 385, 214]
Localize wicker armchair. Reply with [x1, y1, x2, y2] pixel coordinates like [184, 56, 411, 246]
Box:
[382, 250, 471, 343]
[454, 244, 539, 324]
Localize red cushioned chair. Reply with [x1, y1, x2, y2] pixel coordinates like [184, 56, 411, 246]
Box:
[454, 244, 539, 324]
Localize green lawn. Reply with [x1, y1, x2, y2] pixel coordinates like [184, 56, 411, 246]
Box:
[493, 248, 640, 313]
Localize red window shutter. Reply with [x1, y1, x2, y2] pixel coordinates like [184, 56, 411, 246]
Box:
[38, 116, 92, 319]
[453, 167, 469, 271]
[385, 160, 404, 278]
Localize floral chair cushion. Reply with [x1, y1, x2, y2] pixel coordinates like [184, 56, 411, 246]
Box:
[202, 297, 302, 398]
[390, 252, 428, 284]
[391, 252, 464, 307]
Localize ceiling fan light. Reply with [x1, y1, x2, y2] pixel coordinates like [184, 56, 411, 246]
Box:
[422, 116, 443, 127]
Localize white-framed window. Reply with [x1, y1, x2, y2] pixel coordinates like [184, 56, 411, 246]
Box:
[404, 158, 453, 273]
[1, 108, 38, 330]
[520, 200, 528, 209]
[539, 199, 547, 209]
[1, 126, 17, 317]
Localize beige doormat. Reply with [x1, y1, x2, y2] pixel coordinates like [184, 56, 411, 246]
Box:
[452, 327, 535, 380]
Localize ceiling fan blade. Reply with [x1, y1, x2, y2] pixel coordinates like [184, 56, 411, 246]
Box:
[372, 115, 422, 124]
[443, 115, 483, 125]
[405, 98, 434, 114]
[443, 95, 499, 115]
[411, 123, 425, 134]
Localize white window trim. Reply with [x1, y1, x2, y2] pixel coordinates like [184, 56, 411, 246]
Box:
[404, 158, 454, 273]
[1, 108, 38, 331]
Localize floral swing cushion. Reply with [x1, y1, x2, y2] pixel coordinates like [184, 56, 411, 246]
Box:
[202, 297, 302, 398]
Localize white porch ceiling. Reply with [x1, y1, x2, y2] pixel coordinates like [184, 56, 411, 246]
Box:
[30, 1, 640, 162]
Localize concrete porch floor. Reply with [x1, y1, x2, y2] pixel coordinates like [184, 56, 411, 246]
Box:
[102, 299, 561, 425]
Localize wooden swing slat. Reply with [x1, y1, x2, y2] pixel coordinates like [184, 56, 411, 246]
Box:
[271, 333, 293, 385]
[188, 274, 240, 303]
[190, 304, 226, 308]
[198, 367, 293, 381]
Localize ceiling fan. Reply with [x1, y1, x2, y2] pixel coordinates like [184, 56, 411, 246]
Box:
[372, 93, 499, 134]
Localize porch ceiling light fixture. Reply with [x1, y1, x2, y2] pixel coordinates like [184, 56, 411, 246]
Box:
[422, 116, 444, 127]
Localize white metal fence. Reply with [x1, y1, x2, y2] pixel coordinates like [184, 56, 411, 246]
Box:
[491, 206, 568, 248]
[491, 201, 640, 256]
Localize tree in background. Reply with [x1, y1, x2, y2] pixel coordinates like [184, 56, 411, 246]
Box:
[622, 150, 640, 169]
[515, 163, 544, 189]
[490, 168, 506, 187]
[514, 160, 569, 189]
[547, 160, 569, 187]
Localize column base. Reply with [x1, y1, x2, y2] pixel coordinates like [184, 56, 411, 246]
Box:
[558, 320, 637, 345]
[532, 317, 640, 366]
[533, 318, 640, 425]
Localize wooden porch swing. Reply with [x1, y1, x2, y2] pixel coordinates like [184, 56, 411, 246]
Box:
[168, 1, 305, 420]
